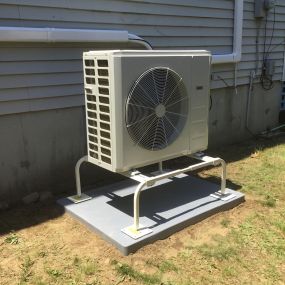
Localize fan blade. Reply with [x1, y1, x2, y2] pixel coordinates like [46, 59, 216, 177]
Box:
[135, 116, 158, 146]
[166, 111, 187, 118]
[137, 83, 157, 106]
[164, 78, 182, 106]
[164, 115, 180, 135]
[166, 96, 188, 108]
[161, 68, 169, 104]
[127, 103, 154, 110]
[126, 113, 155, 128]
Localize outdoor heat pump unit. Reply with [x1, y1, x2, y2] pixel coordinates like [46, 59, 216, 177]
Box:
[70, 50, 235, 239]
[83, 50, 211, 172]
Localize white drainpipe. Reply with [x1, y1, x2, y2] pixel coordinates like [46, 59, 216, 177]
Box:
[0, 0, 243, 64]
[212, 0, 244, 65]
[0, 26, 130, 42]
[0, 26, 152, 51]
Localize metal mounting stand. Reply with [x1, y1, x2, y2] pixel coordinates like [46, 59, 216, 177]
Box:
[69, 153, 235, 239]
[67, 155, 92, 203]
[121, 153, 236, 239]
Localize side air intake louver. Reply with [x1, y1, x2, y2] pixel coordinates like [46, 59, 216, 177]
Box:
[84, 57, 112, 165]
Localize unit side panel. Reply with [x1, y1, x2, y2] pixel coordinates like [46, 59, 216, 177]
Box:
[111, 56, 124, 171]
[83, 53, 113, 172]
[189, 56, 211, 151]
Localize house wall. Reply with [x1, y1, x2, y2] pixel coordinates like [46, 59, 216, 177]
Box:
[0, 0, 283, 202]
[209, 83, 281, 146]
[0, 82, 280, 203]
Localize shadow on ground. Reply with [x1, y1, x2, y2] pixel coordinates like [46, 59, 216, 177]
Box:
[0, 201, 64, 235]
[164, 135, 285, 174]
[0, 135, 283, 235]
[208, 135, 285, 164]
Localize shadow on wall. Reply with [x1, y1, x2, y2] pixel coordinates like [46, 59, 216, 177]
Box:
[208, 82, 281, 147]
[0, 107, 126, 207]
[0, 165, 126, 236]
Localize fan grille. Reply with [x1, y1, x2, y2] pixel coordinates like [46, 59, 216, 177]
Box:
[126, 67, 188, 151]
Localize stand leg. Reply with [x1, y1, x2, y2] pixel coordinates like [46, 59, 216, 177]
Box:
[158, 161, 163, 173]
[122, 154, 235, 239]
[67, 156, 92, 204]
[150, 161, 166, 176]
[210, 159, 235, 201]
[220, 159, 227, 195]
[121, 181, 153, 239]
[75, 156, 88, 197]
[133, 182, 145, 230]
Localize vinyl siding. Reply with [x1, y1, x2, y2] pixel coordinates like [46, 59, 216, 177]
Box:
[0, 0, 284, 115]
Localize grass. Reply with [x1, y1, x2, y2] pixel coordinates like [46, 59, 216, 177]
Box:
[73, 257, 98, 276]
[234, 143, 284, 200]
[262, 194, 277, 207]
[274, 218, 285, 234]
[4, 232, 20, 245]
[46, 268, 62, 278]
[80, 261, 98, 276]
[0, 137, 284, 284]
[113, 261, 161, 285]
[157, 260, 178, 273]
[220, 218, 231, 227]
[197, 212, 285, 264]
[19, 256, 34, 284]
[145, 259, 178, 273]
[198, 241, 238, 261]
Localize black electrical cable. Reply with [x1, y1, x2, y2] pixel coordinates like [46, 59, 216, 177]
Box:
[216, 75, 231, 88]
[260, 73, 274, 90]
[262, 12, 269, 62]
[268, 40, 285, 53]
[209, 93, 213, 111]
[260, 6, 276, 91]
[129, 38, 153, 49]
[265, 5, 276, 61]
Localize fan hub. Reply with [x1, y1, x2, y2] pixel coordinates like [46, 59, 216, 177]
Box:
[155, 104, 166, 118]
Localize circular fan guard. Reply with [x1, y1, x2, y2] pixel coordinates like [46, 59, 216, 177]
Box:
[125, 67, 188, 151]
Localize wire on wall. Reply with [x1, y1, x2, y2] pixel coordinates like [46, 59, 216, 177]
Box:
[216, 75, 231, 88]
[260, 5, 276, 90]
[209, 93, 213, 111]
[268, 40, 285, 53]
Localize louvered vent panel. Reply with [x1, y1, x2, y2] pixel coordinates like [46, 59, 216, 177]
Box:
[84, 58, 112, 165]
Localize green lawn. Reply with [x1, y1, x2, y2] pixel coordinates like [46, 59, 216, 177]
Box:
[0, 136, 284, 285]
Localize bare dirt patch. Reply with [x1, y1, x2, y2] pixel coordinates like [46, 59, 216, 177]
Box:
[1, 136, 285, 284]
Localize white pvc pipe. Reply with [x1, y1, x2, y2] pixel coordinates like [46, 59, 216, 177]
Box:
[212, 0, 244, 64]
[0, 26, 152, 52]
[0, 26, 129, 42]
[0, 0, 243, 64]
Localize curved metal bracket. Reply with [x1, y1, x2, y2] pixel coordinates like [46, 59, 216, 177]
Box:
[122, 154, 235, 239]
[67, 155, 92, 204]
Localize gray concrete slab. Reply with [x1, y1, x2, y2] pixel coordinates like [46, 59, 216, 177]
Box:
[58, 174, 244, 255]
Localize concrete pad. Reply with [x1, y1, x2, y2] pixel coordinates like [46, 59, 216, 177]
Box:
[58, 174, 244, 255]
